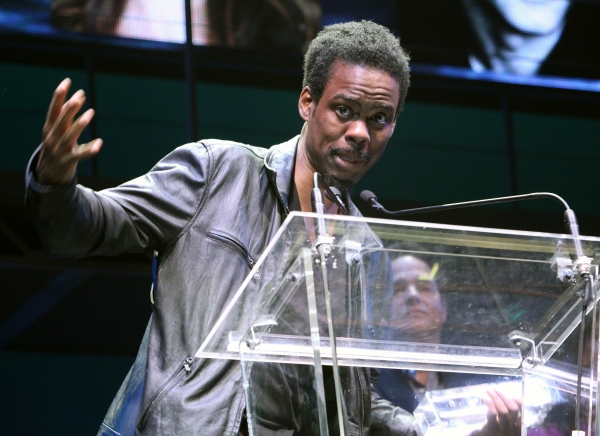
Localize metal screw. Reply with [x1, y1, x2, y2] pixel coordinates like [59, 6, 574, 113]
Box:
[246, 339, 260, 350]
[562, 268, 575, 281]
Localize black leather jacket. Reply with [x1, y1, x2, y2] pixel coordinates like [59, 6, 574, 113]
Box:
[26, 136, 412, 436]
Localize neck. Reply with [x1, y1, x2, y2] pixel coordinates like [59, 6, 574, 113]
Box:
[295, 124, 338, 214]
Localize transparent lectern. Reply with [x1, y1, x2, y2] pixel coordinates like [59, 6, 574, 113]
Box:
[197, 212, 600, 435]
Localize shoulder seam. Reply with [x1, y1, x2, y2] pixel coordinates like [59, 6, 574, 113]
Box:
[201, 139, 268, 160]
[162, 142, 214, 252]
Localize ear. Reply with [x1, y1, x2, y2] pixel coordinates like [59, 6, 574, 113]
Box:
[298, 86, 314, 122]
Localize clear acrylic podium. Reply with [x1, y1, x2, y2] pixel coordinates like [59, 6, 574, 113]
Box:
[197, 212, 600, 435]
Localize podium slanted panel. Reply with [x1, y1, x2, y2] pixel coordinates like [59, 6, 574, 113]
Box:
[197, 212, 600, 435]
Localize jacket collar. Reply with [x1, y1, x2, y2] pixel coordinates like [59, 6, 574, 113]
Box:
[265, 135, 299, 214]
[264, 135, 362, 218]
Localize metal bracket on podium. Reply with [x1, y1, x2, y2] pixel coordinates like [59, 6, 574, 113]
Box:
[509, 331, 540, 368]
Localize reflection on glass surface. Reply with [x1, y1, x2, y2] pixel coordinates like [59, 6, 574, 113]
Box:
[414, 358, 598, 435]
[195, 213, 600, 434]
[414, 380, 523, 435]
[389, 254, 446, 344]
[198, 213, 600, 371]
[374, 250, 522, 418]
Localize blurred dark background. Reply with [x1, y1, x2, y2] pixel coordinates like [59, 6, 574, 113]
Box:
[1, 0, 599, 434]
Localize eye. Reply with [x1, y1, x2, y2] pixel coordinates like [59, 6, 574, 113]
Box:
[336, 106, 351, 117]
[416, 282, 433, 292]
[394, 280, 410, 294]
[370, 113, 388, 124]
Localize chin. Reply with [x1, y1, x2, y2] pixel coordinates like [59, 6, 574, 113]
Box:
[320, 173, 354, 196]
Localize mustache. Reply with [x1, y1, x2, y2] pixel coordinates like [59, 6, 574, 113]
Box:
[329, 146, 371, 163]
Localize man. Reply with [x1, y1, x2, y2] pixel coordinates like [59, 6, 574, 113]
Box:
[389, 254, 446, 343]
[374, 254, 448, 413]
[373, 254, 521, 435]
[26, 21, 410, 435]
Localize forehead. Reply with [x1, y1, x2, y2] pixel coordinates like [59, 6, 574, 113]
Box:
[392, 256, 431, 280]
[322, 60, 400, 108]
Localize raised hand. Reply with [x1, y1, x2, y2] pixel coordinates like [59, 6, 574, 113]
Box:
[36, 78, 103, 185]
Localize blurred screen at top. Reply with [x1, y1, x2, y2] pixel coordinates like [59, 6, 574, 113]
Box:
[1, 0, 598, 81]
[0, 0, 321, 52]
[395, 0, 600, 80]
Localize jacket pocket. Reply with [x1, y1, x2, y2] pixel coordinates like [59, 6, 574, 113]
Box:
[206, 229, 256, 269]
[136, 356, 196, 433]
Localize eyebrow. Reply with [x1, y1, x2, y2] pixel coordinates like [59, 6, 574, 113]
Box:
[332, 94, 395, 114]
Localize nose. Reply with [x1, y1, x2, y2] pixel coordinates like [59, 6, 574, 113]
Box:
[346, 119, 369, 149]
[403, 284, 421, 304]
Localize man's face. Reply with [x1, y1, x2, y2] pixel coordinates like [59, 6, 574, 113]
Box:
[299, 60, 400, 189]
[486, 0, 570, 35]
[390, 256, 446, 336]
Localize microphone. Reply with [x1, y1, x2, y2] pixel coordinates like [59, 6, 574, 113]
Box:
[359, 190, 384, 211]
[318, 176, 348, 215]
[360, 190, 584, 256]
[327, 187, 347, 213]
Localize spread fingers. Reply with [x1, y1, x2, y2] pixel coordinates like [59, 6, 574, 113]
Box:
[73, 139, 104, 160]
[43, 78, 72, 140]
[61, 108, 96, 152]
[44, 89, 86, 149]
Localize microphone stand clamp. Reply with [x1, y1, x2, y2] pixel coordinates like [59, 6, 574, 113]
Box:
[314, 235, 335, 259]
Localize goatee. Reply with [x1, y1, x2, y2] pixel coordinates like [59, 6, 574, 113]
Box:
[320, 173, 353, 198]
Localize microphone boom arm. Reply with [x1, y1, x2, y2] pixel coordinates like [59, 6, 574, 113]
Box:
[364, 191, 570, 216]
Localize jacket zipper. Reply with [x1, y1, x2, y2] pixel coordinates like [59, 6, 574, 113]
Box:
[137, 356, 196, 431]
[182, 356, 194, 373]
[207, 229, 256, 269]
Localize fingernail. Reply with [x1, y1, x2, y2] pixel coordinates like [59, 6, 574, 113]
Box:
[74, 89, 85, 98]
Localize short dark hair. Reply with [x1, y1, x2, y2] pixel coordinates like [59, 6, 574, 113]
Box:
[302, 20, 411, 114]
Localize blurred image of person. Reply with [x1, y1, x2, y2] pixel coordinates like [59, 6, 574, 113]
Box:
[461, 0, 571, 75]
[50, 0, 320, 51]
[388, 254, 446, 343]
[395, 0, 600, 79]
[372, 253, 521, 435]
[373, 254, 448, 413]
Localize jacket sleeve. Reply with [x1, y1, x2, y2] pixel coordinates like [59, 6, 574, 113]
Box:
[24, 142, 210, 258]
[370, 387, 418, 436]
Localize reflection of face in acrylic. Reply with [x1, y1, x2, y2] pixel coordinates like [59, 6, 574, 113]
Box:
[389, 255, 446, 342]
[462, 0, 571, 75]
